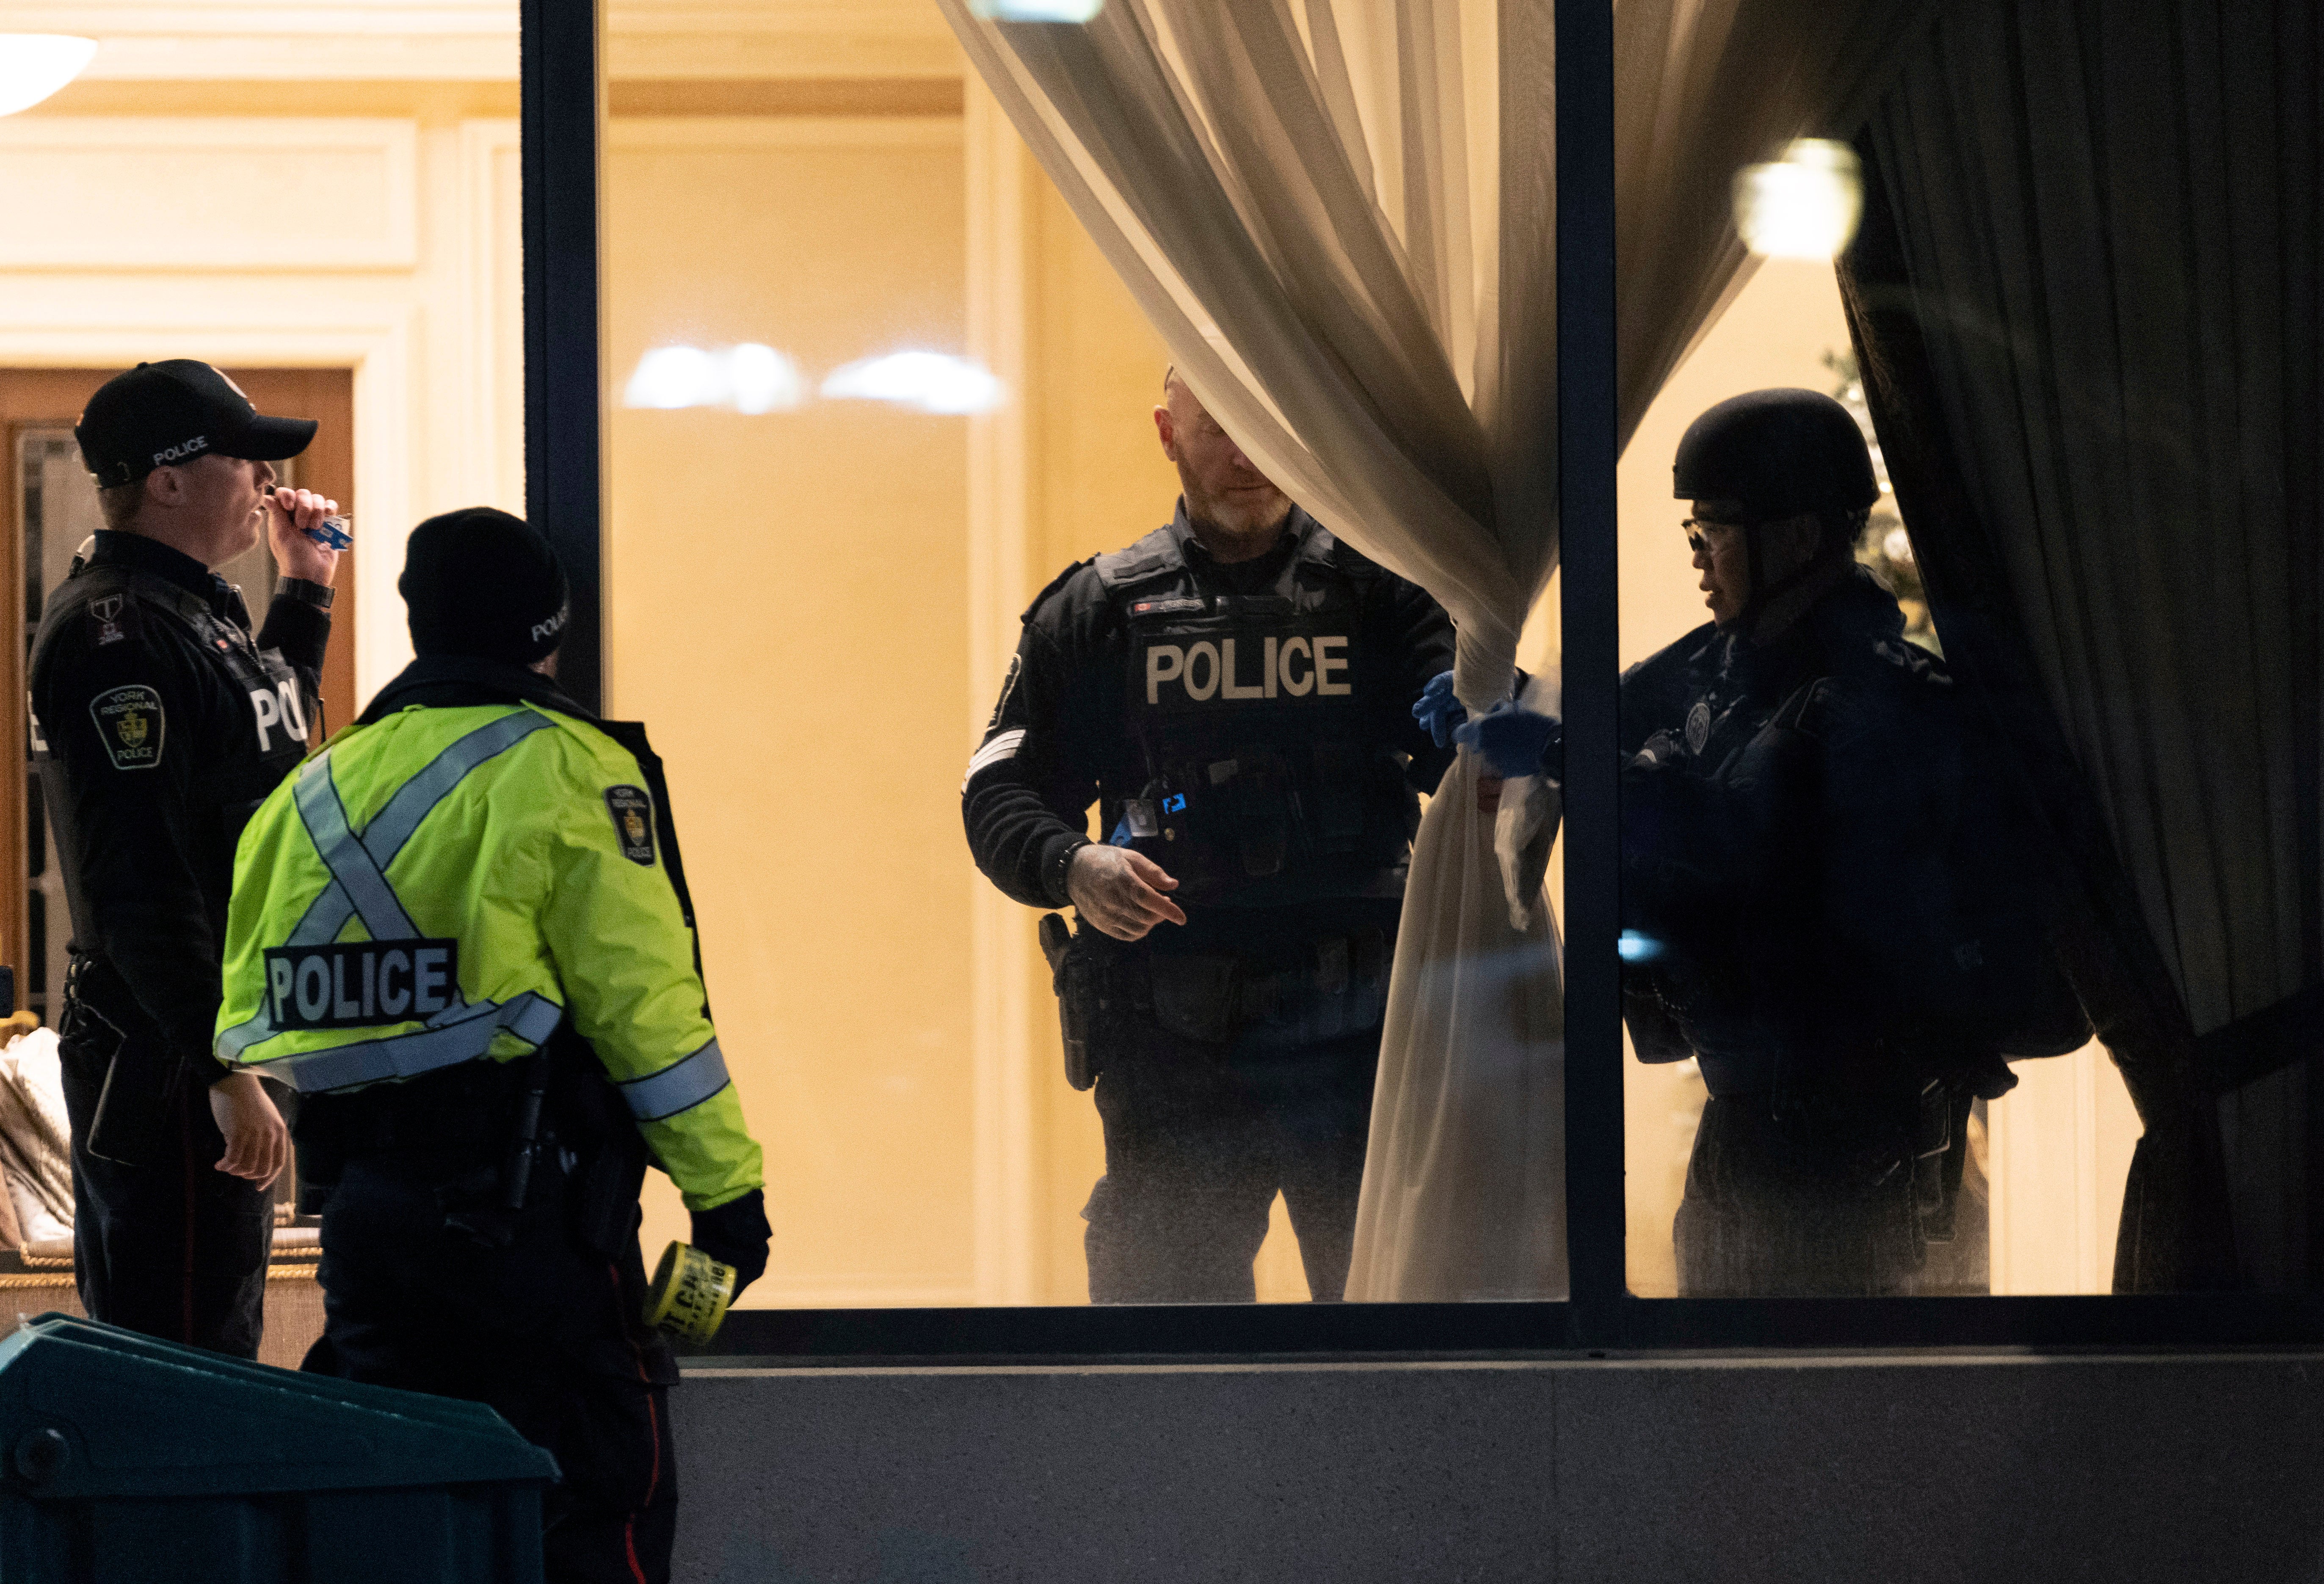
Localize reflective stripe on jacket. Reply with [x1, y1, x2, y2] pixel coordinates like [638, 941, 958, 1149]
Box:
[214, 700, 763, 1211]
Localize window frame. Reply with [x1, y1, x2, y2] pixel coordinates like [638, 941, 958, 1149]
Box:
[525, 0, 2324, 1361]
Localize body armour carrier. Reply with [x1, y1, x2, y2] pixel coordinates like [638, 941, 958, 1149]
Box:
[1096, 523, 1416, 907]
[31, 562, 311, 955]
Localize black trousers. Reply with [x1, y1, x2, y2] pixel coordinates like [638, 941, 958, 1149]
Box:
[306, 1155, 679, 1584]
[1085, 1016, 1380, 1304]
[56, 1002, 272, 1358]
[1675, 1091, 1933, 1298]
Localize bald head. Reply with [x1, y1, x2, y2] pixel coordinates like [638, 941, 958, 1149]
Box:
[1153, 371, 1292, 560]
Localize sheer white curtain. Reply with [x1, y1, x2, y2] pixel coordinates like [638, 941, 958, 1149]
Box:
[942, 0, 1927, 1300]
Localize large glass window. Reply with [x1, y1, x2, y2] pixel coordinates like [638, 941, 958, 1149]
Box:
[596, 3, 1569, 1316]
[559, 0, 2324, 1345]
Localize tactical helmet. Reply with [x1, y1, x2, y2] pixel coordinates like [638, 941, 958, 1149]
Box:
[1672, 388, 1878, 519]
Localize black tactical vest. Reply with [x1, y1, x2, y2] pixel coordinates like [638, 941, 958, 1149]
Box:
[1096, 522, 1415, 907]
[30, 562, 310, 955]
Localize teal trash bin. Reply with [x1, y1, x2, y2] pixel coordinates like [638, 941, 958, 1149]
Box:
[0, 1314, 558, 1583]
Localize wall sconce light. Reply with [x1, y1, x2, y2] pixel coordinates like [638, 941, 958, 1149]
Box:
[1733, 139, 1864, 262]
[0, 35, 97, 117]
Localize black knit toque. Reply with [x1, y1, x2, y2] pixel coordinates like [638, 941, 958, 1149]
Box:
[398, 507, 570, 665]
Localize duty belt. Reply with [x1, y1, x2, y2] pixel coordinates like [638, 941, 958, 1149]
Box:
[1111, 929, 1388, 1045]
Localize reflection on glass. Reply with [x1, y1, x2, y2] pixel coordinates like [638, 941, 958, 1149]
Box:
[820, 350, 1003, 415]
[621, 343, 805, 413]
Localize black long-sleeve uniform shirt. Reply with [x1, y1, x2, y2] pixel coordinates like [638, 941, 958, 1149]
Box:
[29, 530, 330, 1082]
[963, 505, 1456, 954]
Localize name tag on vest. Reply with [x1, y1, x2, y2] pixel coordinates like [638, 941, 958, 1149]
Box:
[264, 940, 460, 1030]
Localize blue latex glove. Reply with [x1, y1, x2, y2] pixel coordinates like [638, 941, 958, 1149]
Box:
[1412, 670, 1466, 747]
[1454, 704, 1564, 780]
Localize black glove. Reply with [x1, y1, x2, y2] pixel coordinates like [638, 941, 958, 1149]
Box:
[690, 1188, 771, 1299]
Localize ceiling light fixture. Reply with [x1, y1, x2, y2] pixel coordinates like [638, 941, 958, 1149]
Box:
[0, 35, 97, 118]
[1733, 139, 1864, 262]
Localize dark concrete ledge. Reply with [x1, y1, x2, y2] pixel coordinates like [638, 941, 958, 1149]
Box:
[669, 1350, 2324, 1582]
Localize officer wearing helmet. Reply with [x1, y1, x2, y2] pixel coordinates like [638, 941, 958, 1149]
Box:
[1446, 388, 2079, 1296]
[214, 509, 769, 1581]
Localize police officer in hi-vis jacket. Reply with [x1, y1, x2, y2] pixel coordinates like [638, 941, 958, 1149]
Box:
[215, 508, 768, 1584]
[33, 359, 341, 1358]
[963, 371, 1455, 1304]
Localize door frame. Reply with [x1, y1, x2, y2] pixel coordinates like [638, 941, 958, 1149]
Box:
[1, 350, 372, 1017]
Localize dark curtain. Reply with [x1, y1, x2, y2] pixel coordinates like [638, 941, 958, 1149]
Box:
[1838, 0, 2324, 1289]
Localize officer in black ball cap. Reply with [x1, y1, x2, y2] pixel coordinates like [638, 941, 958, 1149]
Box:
[30, 359, 342, 1356]
[1451, 388, 2082, 1296]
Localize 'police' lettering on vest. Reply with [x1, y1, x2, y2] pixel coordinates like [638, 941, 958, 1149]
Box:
[263, 939, 460, 1031]
[1145, 635, 1351, 706]
[249, 679, 308, 753]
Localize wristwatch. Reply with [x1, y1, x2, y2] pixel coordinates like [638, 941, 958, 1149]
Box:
[1047, 838, 1090, 908]
[279, 577, 335, 611]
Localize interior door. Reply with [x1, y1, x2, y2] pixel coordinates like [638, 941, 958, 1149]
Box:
[2, 367, 355, 1026]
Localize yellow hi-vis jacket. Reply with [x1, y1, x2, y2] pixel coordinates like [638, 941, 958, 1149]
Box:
[213, 699, 762, 1212]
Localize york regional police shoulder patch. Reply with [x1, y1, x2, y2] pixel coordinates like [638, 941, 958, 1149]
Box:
[90, 685, 164, 771]
[605, 785, 655, 865]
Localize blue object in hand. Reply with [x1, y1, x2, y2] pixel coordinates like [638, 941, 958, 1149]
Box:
[1454, 704, 1564, 780]
[1412, 670, 1467, 747]
[303, 516, 353, 552]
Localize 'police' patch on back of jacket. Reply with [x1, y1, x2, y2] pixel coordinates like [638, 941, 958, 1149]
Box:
[89, 685, 164, 770]
[265, 939, 459, 1029]
[606, 785, 656, 865]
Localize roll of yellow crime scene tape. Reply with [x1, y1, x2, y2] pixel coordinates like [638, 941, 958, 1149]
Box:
[643, 1241, 736, 1344]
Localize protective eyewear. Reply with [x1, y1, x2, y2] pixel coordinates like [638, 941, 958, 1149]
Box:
[1681, 516, 1750, 556]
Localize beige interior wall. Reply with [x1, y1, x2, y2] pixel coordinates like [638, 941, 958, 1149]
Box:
[1615, 259, 2136, 1296]
[0, 80, 525, 700]
[604, 116, 983, 1306]
[600, 86, 1326, 1306]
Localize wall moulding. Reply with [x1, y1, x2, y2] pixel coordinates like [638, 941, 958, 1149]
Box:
[0, 311, 416, 698]
[607, 118, 963, 152]
[0, 120, 419, 271]
[608, 78, 964, 118]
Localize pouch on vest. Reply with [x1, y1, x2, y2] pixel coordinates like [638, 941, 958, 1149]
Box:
[1147, 954, 1241, 1045]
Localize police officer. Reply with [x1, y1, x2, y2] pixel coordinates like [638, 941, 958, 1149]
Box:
[33, 359, 342, 1356]
[213, 508, 770, 1583]
[964, 371, 1455, 1304]
[1457, 388, 2080, 1296]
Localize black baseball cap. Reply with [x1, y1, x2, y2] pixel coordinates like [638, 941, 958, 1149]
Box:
[74, 360, 317, 489]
